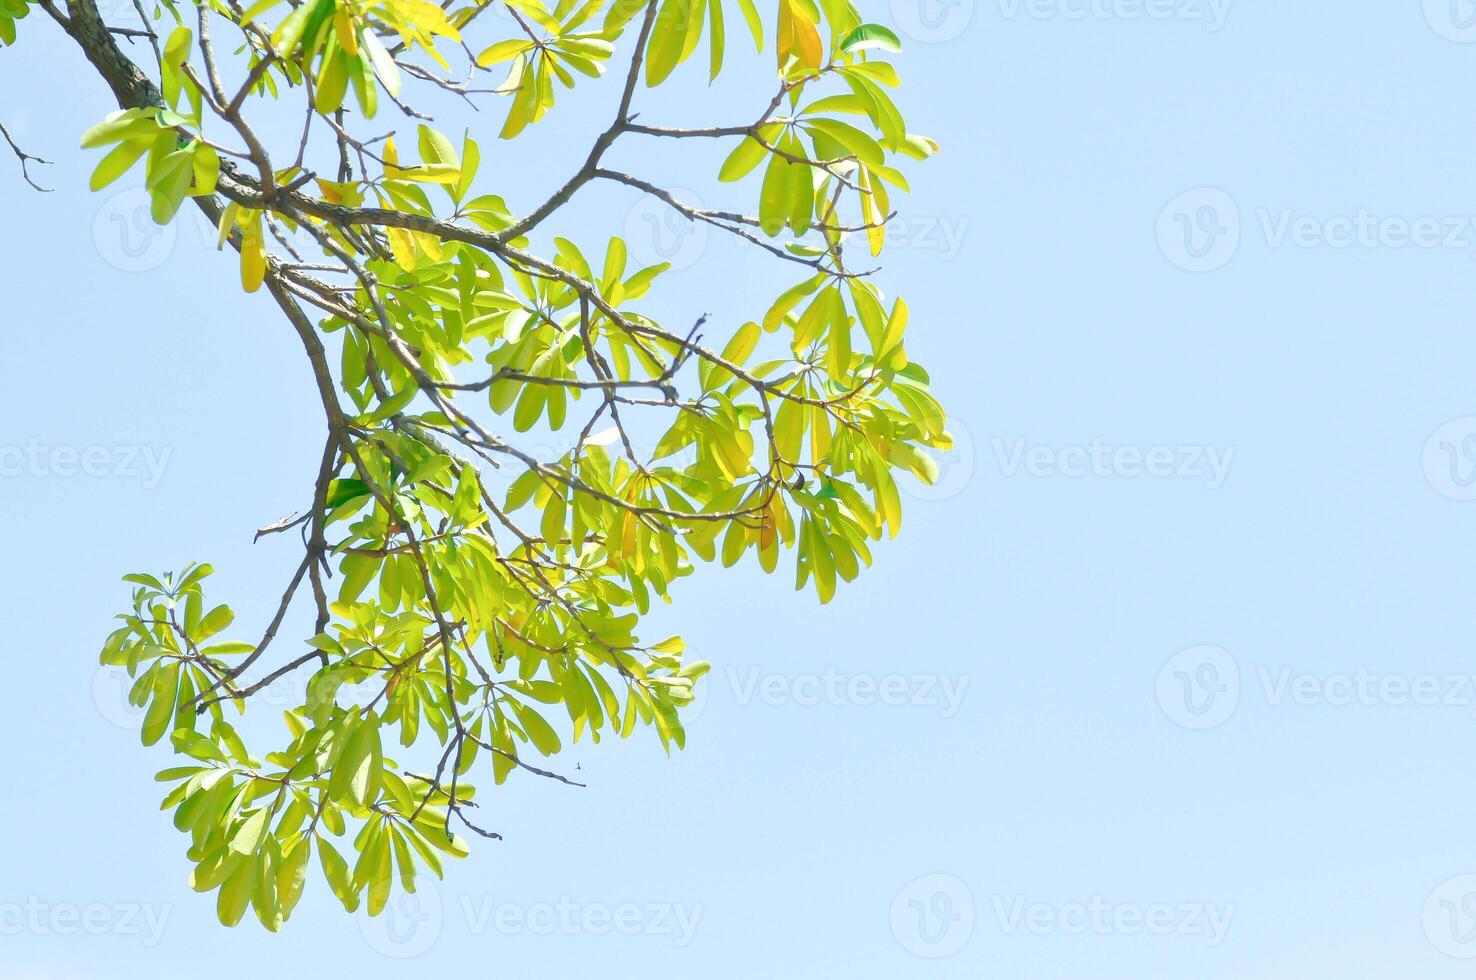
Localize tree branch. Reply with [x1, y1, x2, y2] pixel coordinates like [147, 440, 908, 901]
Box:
[0, 121, 51, 192]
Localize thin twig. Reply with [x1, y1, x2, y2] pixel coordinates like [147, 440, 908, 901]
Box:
[0, 122, 50, 192]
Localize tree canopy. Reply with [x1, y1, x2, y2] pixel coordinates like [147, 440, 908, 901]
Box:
[4, 0, 948, 930]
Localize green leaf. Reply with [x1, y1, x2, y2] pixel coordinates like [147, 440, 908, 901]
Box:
[804, 117, 886, 168]
[90, 138, 149, 191]
[707, 0, 724, 79]
[192, 143, 221, 195]
[141, 662, 180, 746]
[651, 635, 685, 654]
[230, 807, 273, 855]
[319, 838, 359, 912]
[417, 125, 460, 174]
[217, 856, 257, 927]
[277, 837, 311, 917]
[644, 0, 692, 86]
[314, 47, 350, 114]
[80, 109, 159, 149]
[198, 604, 234, 641]
[735, 0, 763, 50]
[347, 713, 383, 806]
[361, 27, 402, 96]
[325, 477, 371, 508]
[758, 152, 791, 237]
[511, 701, 561, 756]
[240, 0, 284, 24]
[718, 131, 771, 182]
[161, 26, 193, 106]
[839, 23, 901, 54]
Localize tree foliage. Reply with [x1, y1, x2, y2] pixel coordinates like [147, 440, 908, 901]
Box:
[6, 0, 947, 931]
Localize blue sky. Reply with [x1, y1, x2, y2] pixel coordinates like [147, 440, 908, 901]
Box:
[8, 1, 1476, 977]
